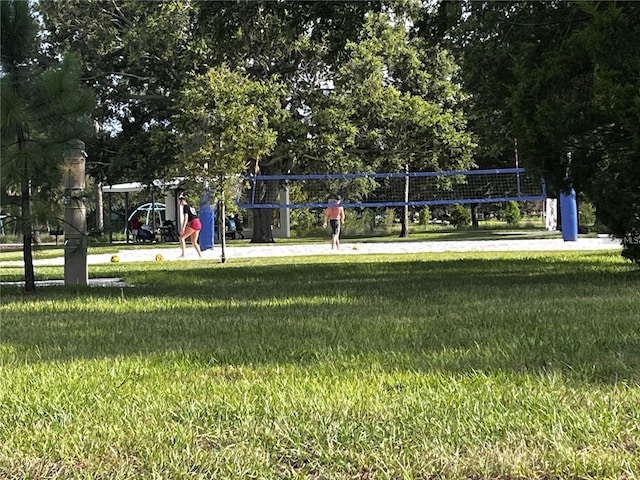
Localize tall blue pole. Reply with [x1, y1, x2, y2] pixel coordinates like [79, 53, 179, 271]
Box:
[560, 186, 578, 242]
[561, 152, 578, 242]
[199, 192, 215, 250]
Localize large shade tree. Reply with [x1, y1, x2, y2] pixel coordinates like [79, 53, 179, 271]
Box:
[36, 1, 379, 240]
[417, 1, 521, 227]
[176, 66, 289, 243]
[427, 0, 640, 264]
[307, 11, 475, 235]
[36, 1, 378, 183]
[1, 0, 94, 293]
[508, 1, 640, 265]
[37, 0, 194, 185]
[38, 1, 476, 241]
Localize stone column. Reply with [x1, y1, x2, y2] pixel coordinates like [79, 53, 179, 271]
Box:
[63, 139, 88, 286]
[273, 183, 290, 238]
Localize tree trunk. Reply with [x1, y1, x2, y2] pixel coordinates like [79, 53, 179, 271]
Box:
[399, 219, 408, 237]
[21, 167, 36, 294]
[249, 159, 280, 243]
[399, 206, 409, 238]
[471, 203, 479, 229]
[251, 208, 275, 243]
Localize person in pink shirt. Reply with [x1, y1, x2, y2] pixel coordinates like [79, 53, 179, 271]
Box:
[322, 196, 345, 250]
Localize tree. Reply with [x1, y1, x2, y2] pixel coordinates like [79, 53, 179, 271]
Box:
[37, 1, 378, 240]
[176, 66, 289, 243]
[1, 0, 94, 293]
[325, 11, 475, 236]
[38, 2, 476, 242]
[37, 0, 194, 185]
[36, 1, 376, 185]
[506, 2, 640, 265]
[417, 1, 519, 168]
[185, 2, 388, 240]
[429, 1, 640, 265]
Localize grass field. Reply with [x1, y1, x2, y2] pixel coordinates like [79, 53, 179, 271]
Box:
[1, 250, 639, 479]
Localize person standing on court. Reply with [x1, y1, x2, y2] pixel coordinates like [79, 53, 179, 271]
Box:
[130, 214, 141, 243]
[322, 196, 345, 250]
[233, 213, 245, 239]
[178, 195, 202, 258]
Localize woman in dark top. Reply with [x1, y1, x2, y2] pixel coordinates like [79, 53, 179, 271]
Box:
[178, 196, 202, 258]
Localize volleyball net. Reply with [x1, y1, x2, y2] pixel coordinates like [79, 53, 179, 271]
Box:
[236, 168, 546, 209]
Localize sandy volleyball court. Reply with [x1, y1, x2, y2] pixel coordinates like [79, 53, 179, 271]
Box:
[1, 235, 622, 268]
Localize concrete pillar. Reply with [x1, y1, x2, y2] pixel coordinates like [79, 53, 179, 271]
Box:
[281, 184, 290, 238]
[63, 139, 88, 286]
[273, 184, 290, 238]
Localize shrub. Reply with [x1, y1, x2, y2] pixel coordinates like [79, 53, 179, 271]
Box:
[578, 196, 596, 227]
[450, 204, 471, 228]
[383, 208, 395, 234]
[419, 206, 431, 226]
[502, 201, 522, 226]
[291, 209, 317, 232]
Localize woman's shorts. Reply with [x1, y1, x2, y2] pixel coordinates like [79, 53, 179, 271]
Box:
[189, 218, 202, 231]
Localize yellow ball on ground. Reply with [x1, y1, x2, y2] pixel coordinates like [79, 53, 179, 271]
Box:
[111, 255, 120, 263]
[155, 253, 164, 261]
[352, 245, 359, 250]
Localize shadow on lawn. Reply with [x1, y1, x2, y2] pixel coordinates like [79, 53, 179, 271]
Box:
[2, 254, 638, 383]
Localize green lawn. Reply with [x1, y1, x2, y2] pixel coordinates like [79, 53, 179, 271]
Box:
[1, 251, 639, 479]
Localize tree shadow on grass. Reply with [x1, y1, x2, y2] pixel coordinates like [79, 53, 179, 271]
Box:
[1, 254, 638, 384]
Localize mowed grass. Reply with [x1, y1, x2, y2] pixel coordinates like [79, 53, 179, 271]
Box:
[1, 251, 639, 479]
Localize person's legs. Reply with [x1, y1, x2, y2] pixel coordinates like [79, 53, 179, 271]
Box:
[331, 220, 341, 250]
[191, 230, 202, 257]
[179, 226, 194, 257]
[329, 220, 340, 250]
